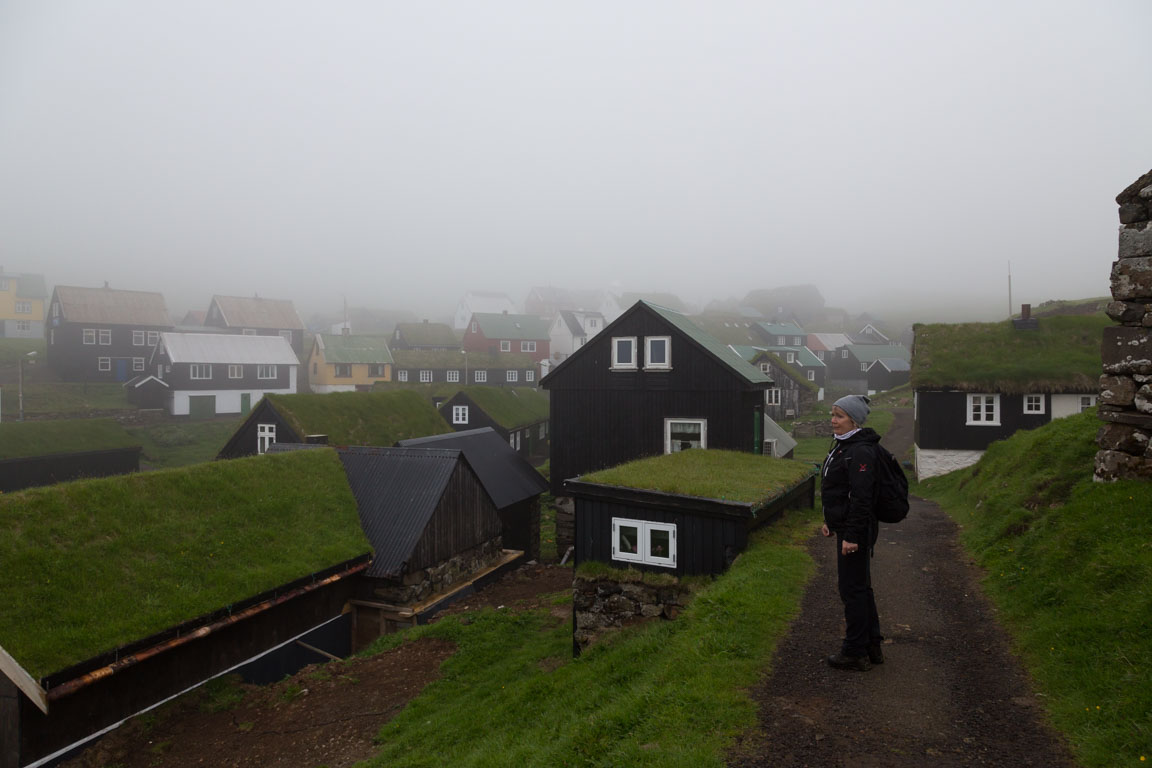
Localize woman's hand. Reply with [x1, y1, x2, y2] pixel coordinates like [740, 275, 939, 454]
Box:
[820, 523, 831, 537]
[841, 540, 859, 555]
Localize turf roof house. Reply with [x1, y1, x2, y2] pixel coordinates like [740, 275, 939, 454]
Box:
[730, 346, 821, 420]
[390, 319, 460, 350]
[539, 300, 777, 496]
[45, 285, 173, 382]
[0, 418, 141, 492]
[438, 386, 550, 464]
[911, 315, 1106, 480]
[217, 390, 449, 458]
[390, 349, 540, 387]
[462, 311, 551, 381]
[203, 294, 306, 355]
[307, 333, 394, 393]
[0, 268, 47, 339]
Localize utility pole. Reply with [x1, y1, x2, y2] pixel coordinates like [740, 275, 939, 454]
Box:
[1008, 260, 1013, 319]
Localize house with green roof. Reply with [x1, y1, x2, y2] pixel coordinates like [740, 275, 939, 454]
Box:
[462, 312, 551, 371]
[540, 300, 778, 495]
[911, 314, 1106, 479]
[439, 386, 550, 464]
[391, 320, 460, 351]
[307, 333, 394, 393]
[217, 390, 449, 458]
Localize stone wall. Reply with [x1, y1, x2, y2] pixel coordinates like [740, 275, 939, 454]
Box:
[372, 537, 505, 605]
[792, 420, 834, 439]
[1097, 169, 1152, 481]
[572, 573, 692, 652]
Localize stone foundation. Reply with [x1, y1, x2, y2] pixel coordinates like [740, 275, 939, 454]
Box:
[572, 573, 692, 652]
[373, 537, 505, 605]
[1097, 169, 1152, 481]
[914, 446, 985, 481]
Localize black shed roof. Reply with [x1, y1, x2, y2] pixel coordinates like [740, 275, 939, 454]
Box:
[396, 427, 547, 509]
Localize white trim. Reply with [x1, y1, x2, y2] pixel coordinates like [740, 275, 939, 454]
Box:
[98, 328, 112, 345]
[419, 369, 432, 383]
[611, 336, 637, 370]
[257, 423, 276, 454]
[1023, 394, 1045, 415]
[664, 418, 706, 453]
[474, 370, 487, 383]
[229, 364, 243, 379]
[500, 340, 511, 352]
[966, 393, 1000, 426]
[506, 370, 518, 382]
[452, 405, 469, 424]
[611, 517, 677, 568]
[447, 369, 460, 383]
[257, 364, 277, 380]
[644, 336, 671, 370]
[190, 363, 213, 380]
[765, 388, 781, 406]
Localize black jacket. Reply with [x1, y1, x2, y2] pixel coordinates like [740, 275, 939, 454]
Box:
[821, 427, 881, 546]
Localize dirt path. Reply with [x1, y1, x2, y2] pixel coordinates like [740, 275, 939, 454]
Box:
[728, 410, 1078, 767]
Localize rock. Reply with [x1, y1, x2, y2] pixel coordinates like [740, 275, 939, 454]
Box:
[1136, 385, 1152, 415]
[1094, 449, 1152, 481]
[1099, 374, 1137, 405]
[1101, 326, 1152, 375]
[1097, 406, 1152, 430]
[1119, 224, 1152, 260]
[1106, 300, 1150, 324]
[1117, 170, 1152, 204]
[1096, 422, 1149, 454]
[1112, 257, 1152, 299]
[1120, 202, 1149, 225]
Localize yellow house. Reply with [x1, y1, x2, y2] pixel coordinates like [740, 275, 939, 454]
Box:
[0, 270, 47, 338]
[308, 333, 393, 393]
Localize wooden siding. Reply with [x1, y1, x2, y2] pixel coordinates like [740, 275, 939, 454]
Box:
[217, 401, 303, 459]
[406, 462, 503, 572]
[46, 322, 171, 383]
[915, 390, 1051, 450]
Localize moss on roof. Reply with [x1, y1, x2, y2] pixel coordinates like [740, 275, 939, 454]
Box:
[457, 386, 549, 428]
[392, 349, 536, 369]
[0, 418, 140, 460]
[911, 314, 1109, 393]
[0, 450, 369, 678]
[315, 334, 394, 364]
[472, 313, 551, 340]
[267, 390, 449, 446]
[394, 321, 459, 347]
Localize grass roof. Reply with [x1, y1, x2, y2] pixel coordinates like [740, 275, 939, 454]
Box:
[458, 386, 549, 428]
[267, 390, 449, 446]
[0, 418, 140, 460]
[0, 450, 369, 678]
[392, 349, 536, 368]
[911, 314, 1110, 393]
[579, 449, 817, 505]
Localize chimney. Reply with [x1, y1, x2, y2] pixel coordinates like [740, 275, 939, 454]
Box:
[1012, 303, 1038, 330]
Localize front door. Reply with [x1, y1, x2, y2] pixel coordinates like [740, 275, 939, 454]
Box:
[240, 392, 251, 415]
[115, 359, 128, 381]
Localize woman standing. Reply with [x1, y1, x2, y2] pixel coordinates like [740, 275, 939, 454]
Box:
[820, 394, 885, 671]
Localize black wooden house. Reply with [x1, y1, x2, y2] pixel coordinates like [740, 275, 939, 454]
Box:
[539, 300, 774, 496]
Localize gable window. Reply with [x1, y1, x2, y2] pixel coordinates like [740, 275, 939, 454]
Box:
[860, 362, 869, 372]
[190, 364, 212, 380]
[471, 321, 477, 333]
[665, 418, 706, 453]
[1024, 394, 1044, 414]
[507, 370, 518, 382]
[98, 357, 111, 372]
[766, 388, 781, 406]
[83, 328, 96, 345]
[257, 423, 276, 454]
[612, 518, 676, 568]
[521, 341, 536, 352]
[611, 337, 637, 370]
[500, 340, 511, 352]
[806, 370, 815, 381]
[258, 365, 277, 379]
[760, 363, 770, 374]
[474, 370, 487, 383]
[645, 336, 671, 370]
[335, 363, 352, 378]
[447, 369, 460, 383]
[452, 405, 469, 424]
[786, 351, 796, 363]
[525, 370, 535, 383]
[840, 350, 848, 358]
[816, 350, 825, 360]
[588, 318, 597, 328]
[133, 330, 145, 346]
[967, 394, 1000, 426]
[229, 364, 243, 379]
[420, 369, 432, 383]
[147, 331, 160, 346]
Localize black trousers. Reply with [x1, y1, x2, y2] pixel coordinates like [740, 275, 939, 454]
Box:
[835, 534, 882, 656]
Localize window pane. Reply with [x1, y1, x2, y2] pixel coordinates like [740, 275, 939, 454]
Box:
[618, 525, 639, 554]
[649, 528, 670, 559]
[616, 339, 632, 365]
[669, 421, 702, 451]
[649, 339, 666, 365]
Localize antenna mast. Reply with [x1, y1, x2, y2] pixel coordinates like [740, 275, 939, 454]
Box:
[1008, 261, 1013, 318]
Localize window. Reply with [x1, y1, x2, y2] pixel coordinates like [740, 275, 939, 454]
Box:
[370, 364, 386, 377]
[611, 518, 676, 568]
[242, 328, 257, 335]
[279, 330, 293, 343]
[447, 369, 460, 383]
[452, 405, 469, 424]
[475, 370, 487, 383]
[16, 320, 30, 332]
[588, 318, 597, 328]
[816, 350, 825, 360]
[500, 340, 511, 352]
[539, 423, 546, 439]
[786, 351, 796, 363]
[509, 434, 515, 448]
[147, 331, 160, 346]
[257, 423, 276, 454]
[611, 337, 637, 370]
[515, 431, 521, 450]
[760, 363, 770, 374]
[133, 357, 144, 372]
[777, 336, 785, 345]
[766, 388, 781, 406]
[793, 336, 802, 346]
[506, 370, 518, 382]
[1024, 395, 1044, 414]
[15, 301, 30, 314]
[525, 370, 535, 383]
[645, 336, 671, 370]
[83, 328, 96, 345]
[98, 329, 111, 345]
[860, 362, 869, 372]
[806, 370, 815, 381]
[1079, 395, 1098, 412]
[420, 369, 432, 383]
[190, 364, 212, 380]
[258, 364, 276, 379]
[521, 341, 536, 352]
[52, 302, 60, 318]
[133, 331, 145, 346]
[229, 364, 243, 379]
[335, 364, 352, 378]
[841, 349, 849, 358]
[0, 279, 8, 291]
[398, 370, 408, 382]
[665, 419, 706, 453]
[98, 357, 111, 372]
[471, 321, 477, 333]
[967, 394, 1000, 426]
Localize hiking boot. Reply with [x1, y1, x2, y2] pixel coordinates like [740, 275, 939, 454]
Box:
[826, 652, 871, 671]
[868, 643, 884, 665]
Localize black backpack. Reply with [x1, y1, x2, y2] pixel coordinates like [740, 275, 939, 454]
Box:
[871, 443, 910, 524]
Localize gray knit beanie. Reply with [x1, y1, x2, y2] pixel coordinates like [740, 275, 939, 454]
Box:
[833, 394, 870, 426]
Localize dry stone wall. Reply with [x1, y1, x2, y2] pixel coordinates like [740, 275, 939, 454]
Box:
[1097, 169, 1152, 481]
[573, 574, 691, 652]
[373, 537, 505, 605]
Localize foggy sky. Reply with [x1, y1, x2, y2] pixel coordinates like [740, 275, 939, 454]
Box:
[1, 1, 1149, 323]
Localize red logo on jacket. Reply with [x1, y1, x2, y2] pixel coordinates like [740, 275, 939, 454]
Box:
[858, 463, 869, 472]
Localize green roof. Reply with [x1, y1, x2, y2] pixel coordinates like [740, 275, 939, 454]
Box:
[393, 349, 536, 369]
[0, 418, 139, 460]
[0, 450, 369, 678]
[644, 302, 772, 385]
[315, 334, 394, 364]
[911, 315, 1109, 393]
[472, 313, 551, 341]
[394, 321, 459, 347]
[848, 344, 910, 364]
[756, 322, 806, 338]
[455, 386, 549, 428]
[266, 390, 449, 445]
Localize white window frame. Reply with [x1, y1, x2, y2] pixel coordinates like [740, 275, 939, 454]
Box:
[816, 350, 825, 360]
[229, 364, 243, 379]
[521, 340, 536, 352]
[967, 394, 1001, 426]
[787, 351, 796, 363]
[793, 336, 802, 346]
[16, 320, 30, 332]
[500, 340, 511, 352]
[760, 362, 770, 374]
[190, 364, 212, 380]
[766, 388, 781, 406]
[525, 370, 535, 383]
[98, 329, 112, 345]
[97, 357, 111, 372]
[257, 423, 276, 454]
[133, 357, 145, 372]
[419, 369, 432, 383]
[611, 337, 637, 370]
[369, 364, 386, 377]
[147, 331, 160, 347]
[452, 405, 469, 424]
[133, 330, 145, 346]
[1079, 395, 1098, 412]
[840, 349, 849, 358]
[14, 301, 30, 314]
[645, 336, 671, 370]
[611, 517, 677, 568]
[860, 362, 869, 372]
[539, 423, 546, 439]
[447, 369, 460, 383]
[1023, 394, 1045, 415]
[776, 336, 786, 345]
[83, 328, 96, 345]
[398, 370, 409, 382]
[258, 364, 277, 380]
[806, 370, 815, 381]
[475, 370, 487, 383]
[335, 363, 352, 378]
[506, 370, 518, 382]
[664, 418, 707, 453]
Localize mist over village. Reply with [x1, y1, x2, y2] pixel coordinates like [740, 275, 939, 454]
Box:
[2, 3, 1151, 767]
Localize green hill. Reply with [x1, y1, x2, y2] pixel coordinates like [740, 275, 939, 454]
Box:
[0, 418, 139, 459]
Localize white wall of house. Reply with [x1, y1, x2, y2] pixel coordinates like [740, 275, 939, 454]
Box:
[1051, 394, 1098, 419]
[310, 383, 357, 394]
[168, 386, 295, 416]
[914, 446, 985, 481]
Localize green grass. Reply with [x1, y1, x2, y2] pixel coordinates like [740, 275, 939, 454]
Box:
[0, 450, 370, 678]
[579, 449, 817, 505]
[267, 390, 450, 446]
[454, 386, 548, 429]
[911, 314, 1109, 393]
[124, 418, 244, 469]
[917, 409, 1152, 766]
[357, 505, 818, 767]
[0, 418, 139, 459]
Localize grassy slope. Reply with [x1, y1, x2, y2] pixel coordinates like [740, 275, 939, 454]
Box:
[268, 390, 449, 445]
[125, 418, 244, 469]
[359, 507, 818, 767]
[0, 451, 370, 678]
[459, 386, 549, 428]
[918, 410, 1152, 766]
[0, 418, 139, 459]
